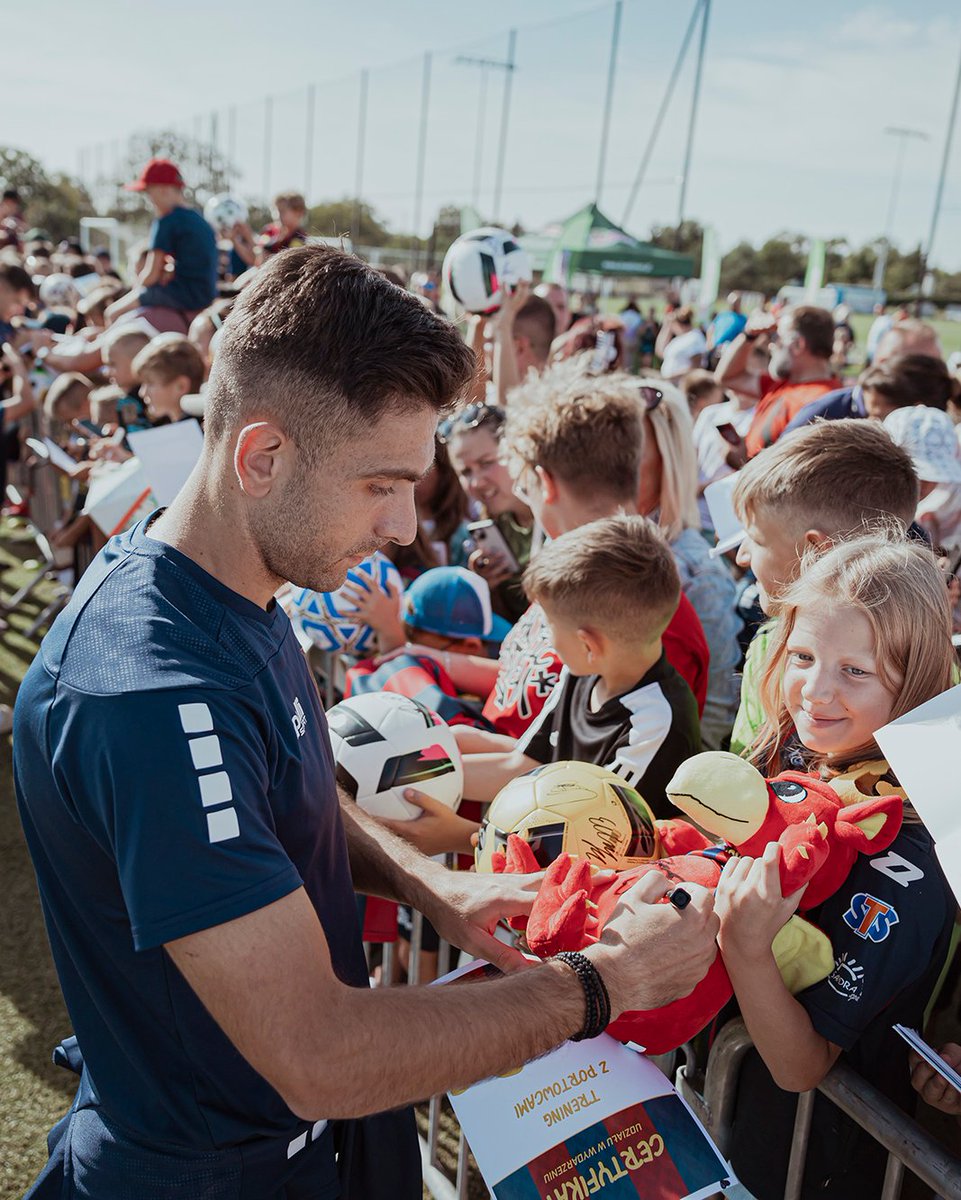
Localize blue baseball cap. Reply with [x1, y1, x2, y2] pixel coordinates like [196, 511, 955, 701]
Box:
[403, 567, 512, 643]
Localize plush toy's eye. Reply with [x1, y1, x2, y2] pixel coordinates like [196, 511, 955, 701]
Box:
[771, 780, 807, 804]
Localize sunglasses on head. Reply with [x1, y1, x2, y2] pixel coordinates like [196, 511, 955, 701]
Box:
[438, 402, 506, 444]
[639, 385, 663, 413]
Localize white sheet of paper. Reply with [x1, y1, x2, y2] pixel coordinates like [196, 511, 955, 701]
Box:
[704, 472, 745, 556]
[127, 420, 204, 506]
[893, 1025, 961, 1093]
[874, 684, 961, 843]
[42, 438, 83, 476]
[436, 959, 734, 1199]
[82, 458, 154, 535]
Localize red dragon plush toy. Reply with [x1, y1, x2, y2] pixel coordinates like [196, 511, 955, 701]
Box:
[493, 751, 903, 1055]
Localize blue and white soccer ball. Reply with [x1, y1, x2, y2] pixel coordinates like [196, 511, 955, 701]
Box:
[289, 553, 404, 655]
[203, 193, 249, 235]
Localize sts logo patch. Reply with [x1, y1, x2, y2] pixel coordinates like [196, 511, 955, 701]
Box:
[842, 892, 899, 942]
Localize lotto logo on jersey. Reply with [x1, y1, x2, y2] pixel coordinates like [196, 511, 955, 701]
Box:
[842, 892, 899, 942]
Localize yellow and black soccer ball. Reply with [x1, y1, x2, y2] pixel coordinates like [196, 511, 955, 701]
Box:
[474, 760, 660, 873]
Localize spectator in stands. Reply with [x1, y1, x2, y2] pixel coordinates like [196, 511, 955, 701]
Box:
[729, 419, 920, 757]
[186, 299, 234, 378]
[101, 326, 151, 430]
[706, 292, 746, 364]
[43, 372, 93, 428]
[533, 281, 571, 339]
[461, 514, 701, 817]
[132, 335, 206, 424]
[106, 158, 217, 334]
[783, 317, 943, 434]
[656, 305, 706, 382]
[382, 363, 710, 758]
[443, 403, 534, 625]
[0, 262, 34, 345]
[859, 353, 957, 420]
[231, 192, 310, 269]
[885, 405, 961, 549]
[717, 305, 840, 455]
[636, 378, 741, 748]
[719, 535, 957, 1200]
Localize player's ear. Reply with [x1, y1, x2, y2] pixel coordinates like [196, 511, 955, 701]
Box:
[234, 422, 289, 498]
[458, 636, 483, 655]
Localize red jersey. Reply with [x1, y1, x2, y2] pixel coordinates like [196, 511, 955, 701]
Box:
[746, 374, 841, 457]
[482, 594, 709, 738]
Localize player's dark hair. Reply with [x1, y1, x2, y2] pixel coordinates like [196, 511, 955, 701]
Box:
[205, 246, 475, 460]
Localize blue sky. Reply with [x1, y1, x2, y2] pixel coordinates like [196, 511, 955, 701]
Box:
[6, 0, 961, 268]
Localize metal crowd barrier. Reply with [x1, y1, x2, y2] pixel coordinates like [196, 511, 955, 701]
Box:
[676, 1019, 961, 1200]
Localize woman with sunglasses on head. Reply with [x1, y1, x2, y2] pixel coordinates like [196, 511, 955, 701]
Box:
[637, 379, 742, 750]
[442, 403, 535, 627]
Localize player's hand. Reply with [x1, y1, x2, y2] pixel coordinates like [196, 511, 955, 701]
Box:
[588, 875, 719, 1017]
[724, 436, 748, 471]
[417, 859, 543, 974]
[379, 787, 480, 857]
[714, 843, 806, 964]
[468, 546, 513, 589]
[910, 1044, 961, 1118]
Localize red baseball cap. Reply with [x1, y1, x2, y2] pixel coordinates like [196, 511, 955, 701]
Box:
[124, 158, 185, 192]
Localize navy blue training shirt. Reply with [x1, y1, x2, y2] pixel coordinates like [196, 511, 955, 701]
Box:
[143, 205, 217, 311]
[14, 514, 369, 1151]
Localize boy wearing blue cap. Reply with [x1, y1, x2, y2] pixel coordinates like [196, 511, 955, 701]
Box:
[345, 567, 509, 729]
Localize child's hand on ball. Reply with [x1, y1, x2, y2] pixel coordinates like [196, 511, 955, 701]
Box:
[379, 788, 480, 857]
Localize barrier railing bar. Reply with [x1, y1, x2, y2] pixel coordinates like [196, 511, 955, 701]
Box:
[881, 1151, 906, 1200]
[782, 1088, 816, 1200]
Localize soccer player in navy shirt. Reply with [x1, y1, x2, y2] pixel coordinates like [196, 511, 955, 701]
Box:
[15, 247, 720, 1199]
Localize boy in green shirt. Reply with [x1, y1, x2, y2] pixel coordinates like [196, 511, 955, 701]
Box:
[729, 418, 920, 756]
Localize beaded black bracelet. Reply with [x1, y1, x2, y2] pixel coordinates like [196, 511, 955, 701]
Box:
[555, 950, 612, 1041]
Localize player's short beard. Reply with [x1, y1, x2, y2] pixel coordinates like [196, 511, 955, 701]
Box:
[248, 467, 382, 594]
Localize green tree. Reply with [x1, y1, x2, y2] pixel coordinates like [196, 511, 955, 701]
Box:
[106, 130, 238, 222]
[0, 146, 95, 242]
[649, 219, 704, 261]
[719, 241, 761, 292]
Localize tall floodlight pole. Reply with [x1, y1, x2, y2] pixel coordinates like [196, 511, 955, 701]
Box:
[352, 70, 369, 245]
[595, 0, 623, 207]
[917, 33, 961, 305]
[676, 0, 711, 237]
[455, 52, 514, 217]
[873, 126, 928, 290]
[492, 29, 517, 224]
[622, 0, 702, 229]
[411, 53, 433, 268]
[228, 106, 238, 187]
[304, 84, 317, 202]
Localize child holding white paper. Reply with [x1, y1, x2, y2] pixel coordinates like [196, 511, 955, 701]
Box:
[715, 535, 958, 1200]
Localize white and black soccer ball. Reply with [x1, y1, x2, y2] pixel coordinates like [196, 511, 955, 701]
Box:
[442, 226, 532, 315]
[203, 193, 249, 235]
[289, 553, 403, 656]
[327, 692, 463, 820]
[39, 273, 79, 310]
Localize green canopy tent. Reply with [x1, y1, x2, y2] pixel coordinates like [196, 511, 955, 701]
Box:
[521, 202, 694, 285]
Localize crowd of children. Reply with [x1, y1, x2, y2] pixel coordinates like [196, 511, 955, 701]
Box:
[3, 159, 960, 1197]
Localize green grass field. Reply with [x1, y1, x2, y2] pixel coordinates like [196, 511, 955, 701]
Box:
[0, 526, 72, 1200]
